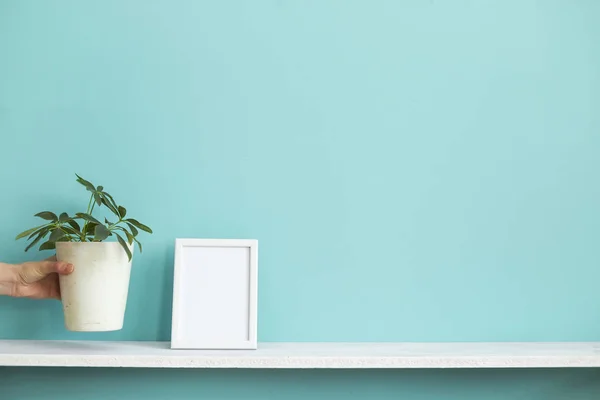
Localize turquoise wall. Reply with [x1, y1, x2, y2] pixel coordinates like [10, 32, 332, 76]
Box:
[1, 0, 600, 398]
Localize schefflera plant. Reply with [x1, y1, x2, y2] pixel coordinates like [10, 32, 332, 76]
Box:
[15, 174, 152, 261]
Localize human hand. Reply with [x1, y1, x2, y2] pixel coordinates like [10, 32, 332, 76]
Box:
[9, 256, 74, 299]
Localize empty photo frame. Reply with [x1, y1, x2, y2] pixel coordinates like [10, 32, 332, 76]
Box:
[170, 238, 258, 349]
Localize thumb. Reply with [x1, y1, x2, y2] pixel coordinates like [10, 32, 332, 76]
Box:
[18, 260, 73, 284]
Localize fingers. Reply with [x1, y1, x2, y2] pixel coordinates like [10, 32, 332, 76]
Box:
[54, 261, 74, 275]
[18, 260, 74, 284]
[48, 276, 61, 300]
[39, 260, 74, 275]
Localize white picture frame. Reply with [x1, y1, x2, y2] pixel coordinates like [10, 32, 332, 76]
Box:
[170, 238, 258, 350]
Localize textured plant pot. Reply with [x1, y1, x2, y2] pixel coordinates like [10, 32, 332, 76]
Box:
[55, 241, 133, 332]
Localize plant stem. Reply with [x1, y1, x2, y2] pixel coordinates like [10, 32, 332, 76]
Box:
[60, 227, 73, 242]
[81, 193, 95, 242]
[86, 193, 93, 214]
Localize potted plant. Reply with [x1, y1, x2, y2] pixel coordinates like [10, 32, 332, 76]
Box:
[15, 174, 152, 332]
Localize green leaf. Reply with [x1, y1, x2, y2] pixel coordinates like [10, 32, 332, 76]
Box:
[94, 193, 102, 206]
[101, 197, 120, 217]
[61, 226, 80, 236]
[67, 219, 81, 232]
[15, 224, 46, 240]
[104, 217, 113, 225]
[112, 226, 133, 244]
[27, 226, 49, 240]
[25, 230, 48, 252]
[124, 229, 134, 245]
[115, 233, 132, 261]
[83, 222, 98, 236]
[133, 237, 142, 253]
[59, 212, 70, 223]
[76, 212, 102, 225]
[126, 223, 138, 237]
[97, 185, 104, 192]
[39, 240, 56, 251]
[125, 218, 152, 234]
[75, 174, 96, 192]
[102, 190, 116, 203]
[102, 192, 120, 215]
[35, 211, 58, 221]
[94, 224, 111, 241]
[49, 229, 66, 242]
[118, 206, 127, 219]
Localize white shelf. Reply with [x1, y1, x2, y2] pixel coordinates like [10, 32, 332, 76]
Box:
[2, 340, 600, 368]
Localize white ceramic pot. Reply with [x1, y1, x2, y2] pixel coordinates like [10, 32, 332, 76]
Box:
[55, 241, 133, 332]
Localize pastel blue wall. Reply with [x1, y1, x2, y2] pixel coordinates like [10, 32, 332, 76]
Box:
[1, 0, 599, 399]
